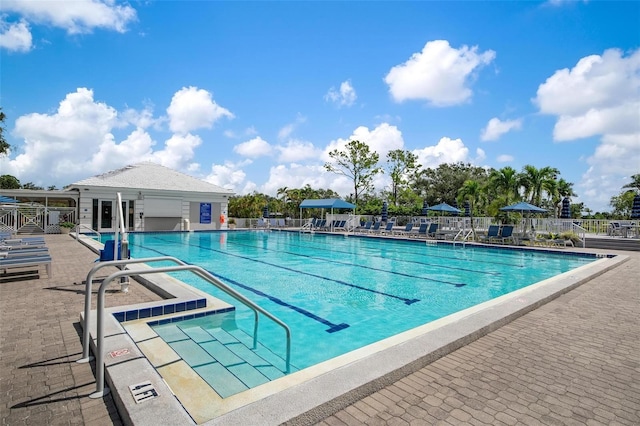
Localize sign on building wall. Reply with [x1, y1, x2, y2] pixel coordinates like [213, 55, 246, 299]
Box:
[200, 203, 212, 223]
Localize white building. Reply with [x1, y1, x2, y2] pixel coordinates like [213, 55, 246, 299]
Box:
[67, 162, 234, 232]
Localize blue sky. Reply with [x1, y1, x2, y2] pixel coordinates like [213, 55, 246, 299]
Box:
[1, 1, 638, 212]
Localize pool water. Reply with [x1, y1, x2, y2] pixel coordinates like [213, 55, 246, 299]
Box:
[115, 231, 595, 374]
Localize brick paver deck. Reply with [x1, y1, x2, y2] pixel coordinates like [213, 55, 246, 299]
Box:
[1, 236, 638, 425]
[317, 252, 640, 426]
[1, 235, 163, 425]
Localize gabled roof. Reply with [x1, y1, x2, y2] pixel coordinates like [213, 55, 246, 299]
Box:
[69, 162, 233, 194]
[299, 198, 355, 209]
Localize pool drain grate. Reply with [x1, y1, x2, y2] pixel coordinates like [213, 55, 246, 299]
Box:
[129, 381, 158, 403]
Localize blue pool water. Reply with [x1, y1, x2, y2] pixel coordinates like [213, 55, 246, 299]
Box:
[114, 231, 595, 372]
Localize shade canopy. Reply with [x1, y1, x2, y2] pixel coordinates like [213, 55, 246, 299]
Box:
[428, 202, 462, 214]
[381, 201, 388, 222]
[299, 198, 355, 209]
[0, 196, 18, 203]
[631, 194, 640, 219]
[464, 201, 471, 217]
[262, 206, 269, 218]
[500, 201, 547, 214]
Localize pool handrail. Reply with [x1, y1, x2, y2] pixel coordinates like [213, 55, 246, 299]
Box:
[75, 224, 101, 241]
[77, 256, 189, 363]
[89, 264, 292, 398]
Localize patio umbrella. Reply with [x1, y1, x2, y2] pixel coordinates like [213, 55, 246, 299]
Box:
[427, 202, 462, 215]
[560, 197, 571, 219]
[262, 206, 269, 218]
[500, 201, 547, 237]
[464, 201, 471, 217]
[499, 201, 547, 214]
[421, 200, 429, 216]
[451, 200, 459, 217]
[631, 194, 640, 219]
[381, 201, 388, 222]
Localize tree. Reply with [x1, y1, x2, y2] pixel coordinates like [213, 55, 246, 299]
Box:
[21, 182, 44, 190]
[457, 179, 485, 239]
[0, 174, 21, 189]
[385, 149, 420, 207]
[0, 108, 9, 156]
[488, 167, 519, 206]
[324, 140, 381, 211]
[519, 165, 559, 206]
[622, 174, 640, 191]
[414, 163, 488, 207]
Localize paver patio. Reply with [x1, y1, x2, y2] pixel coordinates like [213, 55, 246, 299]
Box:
[1, 235, 638, 425]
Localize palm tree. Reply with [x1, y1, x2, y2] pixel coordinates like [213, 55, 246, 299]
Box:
[622, 174, 640, 192]
[519, 165, 559, 206]
[488, 167, 519, 206]
[457, 179, 485, 240]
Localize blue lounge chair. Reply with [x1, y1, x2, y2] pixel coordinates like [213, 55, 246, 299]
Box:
[379, 222, 394, 234]
[479, 225, 500, 243]
[493, 225, 515, 244]
[410, 223, 428, 238]
[358, 221, 372, 233]
[426, 223, 439, 238]
[368, 222, 381, 233]
[394, 223, 413, 236]
[1, 254, 52, 278]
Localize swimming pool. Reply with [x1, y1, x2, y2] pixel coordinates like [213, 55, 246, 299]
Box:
[116, 231, 595, 375]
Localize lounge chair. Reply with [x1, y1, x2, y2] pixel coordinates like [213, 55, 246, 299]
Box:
[479, 225, 500, 243]
[334, 220, 347, 231]
[1, 254, 52, 278]
[492, 225, 515, 244]
[358, 221, 372, 233]
[410, 223, 428, 238]
[394, 223, 413, 236]
[426, 223, 439, 238]
[368, 222, 382, 233]
[379, 222, 394, 234]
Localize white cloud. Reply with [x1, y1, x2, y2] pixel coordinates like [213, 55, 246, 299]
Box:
[0, 87, 219, 187]
[278, 115, 306, 140]
[233, 136, 272, 158]
[166, 86, 233, 134]
[261, 164, 344, 196]
[324, 123, 404, 162]
[325, 80, 357, 107]
[205, 160, 252, 191]
[412, 137, 484, 169]
[384, 40, 496, 106]
[480, 117, 523, 141]
[1, 0, 137, 35]
[497, 154, 514, 163]
[275, 140, 321, 162]
[0, 18, 32, 52]
[534, 48, 640, 211]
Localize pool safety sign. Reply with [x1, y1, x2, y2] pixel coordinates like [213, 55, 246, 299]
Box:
[200, 203, 212, 223]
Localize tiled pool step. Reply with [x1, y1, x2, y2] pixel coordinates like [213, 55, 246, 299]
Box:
[152, 322, 296, 398]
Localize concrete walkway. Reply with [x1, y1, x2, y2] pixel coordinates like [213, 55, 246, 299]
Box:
[1, 235, 638, 425]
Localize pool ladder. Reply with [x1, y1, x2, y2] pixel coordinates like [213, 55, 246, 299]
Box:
[79, 257, 292, 398]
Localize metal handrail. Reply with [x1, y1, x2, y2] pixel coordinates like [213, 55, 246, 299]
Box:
[90, 264, 292, 398]
[572, 223, 587, 248]
[77, 256, 188, 363]
[75, 224, 101, 241]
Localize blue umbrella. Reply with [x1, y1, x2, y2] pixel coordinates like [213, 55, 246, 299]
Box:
[263, 206, 269, 218]
[464, 201, 471, 217]
[631, 194, 640, 219]
[421, 200, 429, 216]
[381, 201, 388, 222]
[428, 202, 462, 214]
[500, 201, 547, 214]
[560, 197, 571, 219]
